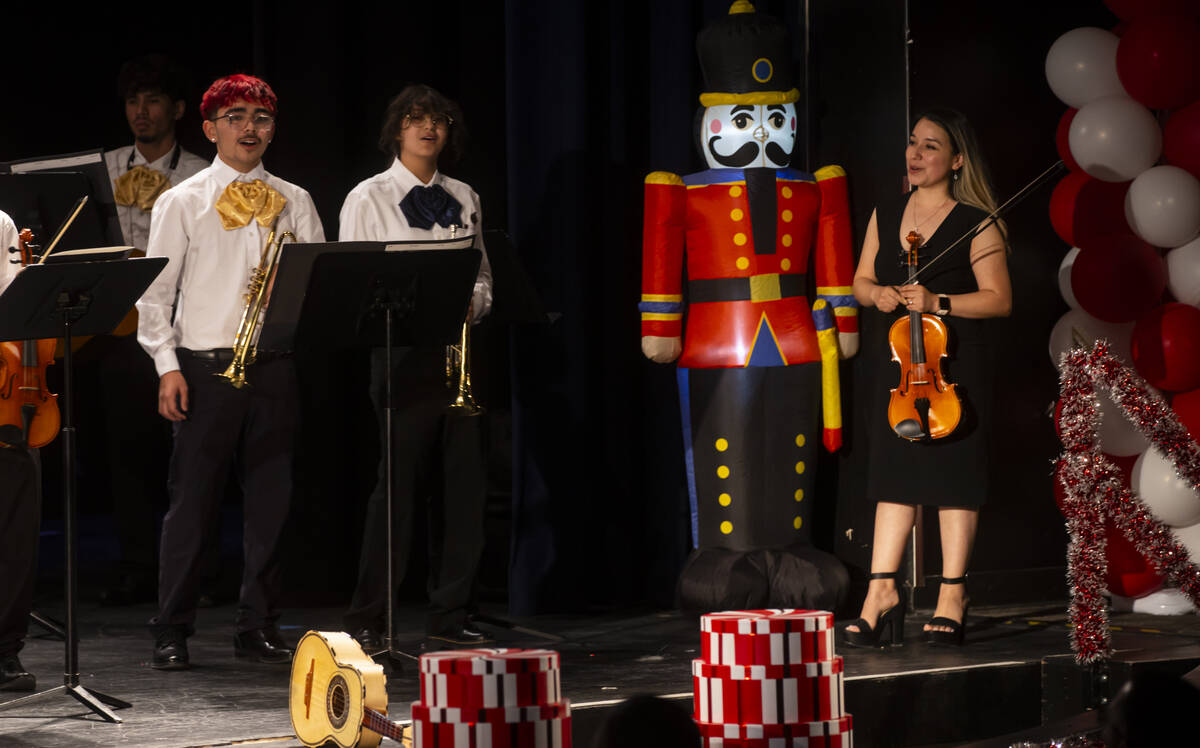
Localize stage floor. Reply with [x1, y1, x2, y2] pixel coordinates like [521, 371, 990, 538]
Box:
[2, 599, 1199, 747]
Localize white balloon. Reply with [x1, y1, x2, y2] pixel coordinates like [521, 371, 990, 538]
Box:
[1045, 27, 1125, 109]
[1133, 448, 1200, 527]
[1126, 165, 1200, 249]
[1070, 96, 1163, 183]
[1096, 390, 1152, 456]
[1171, 522, 1200, 565]
[1049, 308, 1134, 368]
[1166, 236, 1200, 307]
[1058, 247, 1082, 310]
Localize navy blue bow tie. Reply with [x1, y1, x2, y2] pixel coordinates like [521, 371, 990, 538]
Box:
[399, 184, 463, 230]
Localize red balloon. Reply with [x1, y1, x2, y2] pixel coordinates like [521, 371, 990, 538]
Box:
[1132, 302, 1200, 391]
[1116, 15, 1200, 110]
[1072, 235, 1166, 323]
[1170, 387, 1200, 440]
[1164, 101, 1200, 181]
[1104, 0, 1199, 22]
[1049, 172, 1088, 246]
[1105, 518, 1165, 598]
[1075, 179, 1132, 251]
[1056, 109, 1081, 172]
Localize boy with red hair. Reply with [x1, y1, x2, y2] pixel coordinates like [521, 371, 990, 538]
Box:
[137, 73, 324, 670]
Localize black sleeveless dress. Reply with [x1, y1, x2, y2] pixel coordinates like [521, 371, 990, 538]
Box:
[862, 192, 998, 508]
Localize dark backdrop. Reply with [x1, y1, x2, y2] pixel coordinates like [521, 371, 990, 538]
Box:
[3, 0, 1112, 616]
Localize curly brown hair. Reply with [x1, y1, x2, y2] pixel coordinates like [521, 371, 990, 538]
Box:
[378, 84, 467, 167]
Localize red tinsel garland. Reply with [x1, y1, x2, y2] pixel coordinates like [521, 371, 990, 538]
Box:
[1055, 341, 1200, 664]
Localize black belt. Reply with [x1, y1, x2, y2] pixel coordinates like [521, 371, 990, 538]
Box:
[688, 273, 807, 303]
[178, 348, 288, 363]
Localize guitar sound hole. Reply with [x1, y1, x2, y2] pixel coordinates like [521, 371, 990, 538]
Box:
[327, 674, 349, 729]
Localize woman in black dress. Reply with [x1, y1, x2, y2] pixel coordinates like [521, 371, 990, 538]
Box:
[843, 109, 1011, 647]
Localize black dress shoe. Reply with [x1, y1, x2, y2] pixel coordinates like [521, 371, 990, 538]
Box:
[427, 625, 492, 646]
[0, 654, 35, 691]
[151, 633, 190, 671]
[234, 628, 294, 664]
[352, 627, 383, 653]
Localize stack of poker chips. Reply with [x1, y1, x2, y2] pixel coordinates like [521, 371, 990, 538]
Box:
[693, 610, 853, 747]
[411, 648, 572, 748]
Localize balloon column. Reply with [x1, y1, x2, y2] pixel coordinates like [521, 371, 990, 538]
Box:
[1047, 1, 1200, 649]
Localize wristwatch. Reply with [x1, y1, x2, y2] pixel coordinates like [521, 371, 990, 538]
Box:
[936, 294, 951, 317]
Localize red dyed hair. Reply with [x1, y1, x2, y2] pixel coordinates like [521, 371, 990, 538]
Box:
[199, 74, 278, 120]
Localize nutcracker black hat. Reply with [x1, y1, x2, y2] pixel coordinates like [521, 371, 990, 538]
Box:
[697, 0, 799, 107]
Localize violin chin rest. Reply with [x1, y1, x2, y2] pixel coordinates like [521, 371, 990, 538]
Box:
[893, 419, 926, 440]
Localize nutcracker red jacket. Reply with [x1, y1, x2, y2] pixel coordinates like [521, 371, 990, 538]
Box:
[641, 165, 857, 369]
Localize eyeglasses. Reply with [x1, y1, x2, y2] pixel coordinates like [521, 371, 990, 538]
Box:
[210, 112, 276, 129]
[402, 113, 453, 130]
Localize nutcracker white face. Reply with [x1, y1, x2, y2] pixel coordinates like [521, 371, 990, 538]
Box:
[701, 103, 797, 169]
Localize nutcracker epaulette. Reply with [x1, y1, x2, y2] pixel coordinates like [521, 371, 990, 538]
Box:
[645, 171, 684, 186]
[682, 168, 816, 187]
[814, 165, 847, 182]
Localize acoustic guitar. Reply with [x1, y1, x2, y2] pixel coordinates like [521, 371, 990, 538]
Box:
[290, 630, 408, 747]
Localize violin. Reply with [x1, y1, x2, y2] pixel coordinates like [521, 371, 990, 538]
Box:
[886, 230, 961, 441]
[0, 229, 61, 448]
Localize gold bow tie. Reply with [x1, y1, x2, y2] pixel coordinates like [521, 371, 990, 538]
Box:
[215, 179, 287, 231]
[113, 165, 171, 213]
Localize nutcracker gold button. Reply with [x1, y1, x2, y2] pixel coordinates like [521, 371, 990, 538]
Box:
[781, 186, 793, 199]
[734, 232, 748, 246]
[736, 256, 749, 270]
[729, 185, 742, 198]
[717, 465, 730, 479]
[719, 493, 732, 507]
[780, 258, 791, 271]
[730, 208, 744, 221]
[720, 521, 733, 535]
[782, 234, 793, 247]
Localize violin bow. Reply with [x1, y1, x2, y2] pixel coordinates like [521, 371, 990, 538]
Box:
[906, 160, 1066, 284]
[34, 195, 89, 264]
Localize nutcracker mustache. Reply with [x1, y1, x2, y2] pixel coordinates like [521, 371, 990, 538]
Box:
[707, 136, 759, 168]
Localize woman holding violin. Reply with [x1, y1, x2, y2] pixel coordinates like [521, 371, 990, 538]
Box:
[844, 108, 1011, 647]
[0, 208, 43, 691]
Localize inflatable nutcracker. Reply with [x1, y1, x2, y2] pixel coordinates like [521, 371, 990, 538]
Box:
[641, 1, 858, 611]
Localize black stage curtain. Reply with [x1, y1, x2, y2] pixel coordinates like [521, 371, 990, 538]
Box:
[504, 0, 746, 613]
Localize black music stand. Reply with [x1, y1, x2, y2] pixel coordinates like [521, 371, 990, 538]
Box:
[261, 243, 480, 666]
[0, 256, 166, 723]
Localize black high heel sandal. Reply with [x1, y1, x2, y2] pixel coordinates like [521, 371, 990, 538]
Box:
[841, 571, 906, 648]
[924, 575, 969, 646]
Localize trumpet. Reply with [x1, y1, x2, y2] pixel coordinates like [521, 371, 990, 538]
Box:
[218, 220, 294, 389]
[445, 319, 482, 415]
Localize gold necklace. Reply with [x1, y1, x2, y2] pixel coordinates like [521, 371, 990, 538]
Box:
[911, 193, 952, 237]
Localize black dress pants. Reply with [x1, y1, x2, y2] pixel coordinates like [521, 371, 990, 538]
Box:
[345, 346, 486, 635]
[0, 446, 38, 657]
[151, 353, 297, 636]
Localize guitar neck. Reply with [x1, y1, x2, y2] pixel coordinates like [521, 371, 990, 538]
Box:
[362, 707, 407, 744]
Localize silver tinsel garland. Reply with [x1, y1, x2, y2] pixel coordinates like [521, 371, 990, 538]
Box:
[1055, 341, 1200, 664]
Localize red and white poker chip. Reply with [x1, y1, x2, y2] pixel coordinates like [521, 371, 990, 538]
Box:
[701, 627, 837, 667]
[421, 669, 562, 709]
[692, 657, 843, 680]
[701, 610, 835, 635]
[698, 731, 852, 748]
[411, 715, 572, 748]
[693, 661, 844, 724]
[419, 648, 561, 676]
[696, 714, 853, 740]
[411, 701, 572, 725]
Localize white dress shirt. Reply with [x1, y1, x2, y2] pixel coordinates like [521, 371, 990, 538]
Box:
[105, 143, 209, 251]
[0, 210, 19, 295]
[339, 158, 492, 320]
[136, 157, 326, 376]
